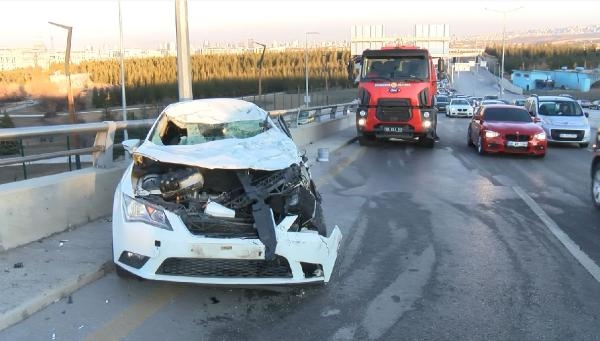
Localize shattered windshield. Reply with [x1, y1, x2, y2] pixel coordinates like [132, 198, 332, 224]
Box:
[150, 118, 270, 146]
[361, 56, 429, 81]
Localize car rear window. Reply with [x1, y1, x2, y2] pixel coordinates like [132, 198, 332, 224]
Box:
[483, 107, 531, 122]
[451, 99, 469, 105]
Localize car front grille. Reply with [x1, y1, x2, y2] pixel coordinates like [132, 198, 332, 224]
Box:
[505, 134, 530, 142]
[376, 99, 411, 122]
[182, 216, 258, 238]
[550, 129, 585, 141]
[156, 256, 293, 278]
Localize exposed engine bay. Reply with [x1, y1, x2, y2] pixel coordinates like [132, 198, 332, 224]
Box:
[131, 155, 325, 260]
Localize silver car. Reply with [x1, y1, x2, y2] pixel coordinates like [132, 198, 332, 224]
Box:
[525, 95, 590, 148]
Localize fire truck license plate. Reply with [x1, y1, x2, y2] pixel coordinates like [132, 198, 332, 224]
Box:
[384, 126, 403, 133]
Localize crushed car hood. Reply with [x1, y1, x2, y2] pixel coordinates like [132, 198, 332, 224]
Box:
[134, 128, 300, 170]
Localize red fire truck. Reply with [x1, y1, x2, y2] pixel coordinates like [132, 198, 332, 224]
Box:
[353, 46, 444, 147]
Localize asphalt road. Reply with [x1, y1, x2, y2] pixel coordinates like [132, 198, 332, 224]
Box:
[2, 70, 600, 340]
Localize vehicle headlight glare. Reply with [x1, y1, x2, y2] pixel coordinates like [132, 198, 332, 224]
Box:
[485, 130, 500, 138]
[358, 118, 366, 126]
[123, 194, 172, 230]
[534, 132, 546, 140]
[359, 110, 367, 117]
[422, 111, 430, 118]
[422, 120, 432, 128]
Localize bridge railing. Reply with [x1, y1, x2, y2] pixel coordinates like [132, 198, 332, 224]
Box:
[0, 101, 358, 182]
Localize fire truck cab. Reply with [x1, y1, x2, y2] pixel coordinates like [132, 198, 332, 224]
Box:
[353, 46, 443, 147]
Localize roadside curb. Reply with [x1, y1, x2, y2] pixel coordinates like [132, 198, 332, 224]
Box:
[0, 260, 113, 332]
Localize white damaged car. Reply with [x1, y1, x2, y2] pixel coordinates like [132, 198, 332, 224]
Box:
[112, 98, 342, 284]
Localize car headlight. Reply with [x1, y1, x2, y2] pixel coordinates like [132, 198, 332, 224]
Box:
[534, 132, 546, 140]
[359, 110, 367, 117]
[422, 111, 430, 118]
[122, 194, 172, 230]
[422, 120, 432, 128]
[358, 118, 366, 126]
[485, 130, 500, 138]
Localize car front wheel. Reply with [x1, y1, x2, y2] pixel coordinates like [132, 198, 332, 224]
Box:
[477, 136, 485, 155]
[592, 165, 600, 208]
[467, 129, 474, 147]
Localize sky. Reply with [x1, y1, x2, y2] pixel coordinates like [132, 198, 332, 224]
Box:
[1, 0, 599, 50]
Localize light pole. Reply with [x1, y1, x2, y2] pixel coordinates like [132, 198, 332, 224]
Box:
[254, 41, 266, 99]
[118, 0, 128, 140]
[485, 6, 523, 96]
[175, 0, 193, 101]
[304, 31, 318, 107]
[49, 21, 80, 169]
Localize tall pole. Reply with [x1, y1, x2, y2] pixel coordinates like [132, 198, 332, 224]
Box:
[175, 0, 193, 101]
[118, 0, 128, 140]
[49, 21, 80, 169]
[485, 6, 523, 97]
[500, 12, 506, 96]
[254, 42, 266, 98]
[304, 31, 318, 107]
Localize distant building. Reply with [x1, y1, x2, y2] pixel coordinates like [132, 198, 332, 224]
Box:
[511, 68, 600, 92]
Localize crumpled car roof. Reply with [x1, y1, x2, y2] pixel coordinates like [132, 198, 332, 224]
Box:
[163, 98, 268, 125]
[135, 98, 300, 170]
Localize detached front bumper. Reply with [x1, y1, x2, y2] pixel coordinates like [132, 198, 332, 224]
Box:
[112, 191, 342, 285]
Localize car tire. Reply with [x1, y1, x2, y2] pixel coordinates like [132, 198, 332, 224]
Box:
[467, 129, 474, 147]
[115, 264, 143, 280]
[592, 165, 600, 209]
[477, 136, 485, 155]
[312, 203, 328, 237]
[579, 143, 589, 148]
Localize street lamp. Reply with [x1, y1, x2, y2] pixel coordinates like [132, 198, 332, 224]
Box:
[254, 41, 266, 98]
[118, 0, 128, 140]
[485, 6, 523, 96]
[49, 21, 80, 169]
[304, 31, 318, 107]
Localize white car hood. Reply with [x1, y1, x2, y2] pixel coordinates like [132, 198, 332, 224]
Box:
[134, 128, 300, 170]
[541, 116, 588, 126]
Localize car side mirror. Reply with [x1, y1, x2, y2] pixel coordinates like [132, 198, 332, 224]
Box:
[585, 112, 589, 118]
[122, 139, 141, 154]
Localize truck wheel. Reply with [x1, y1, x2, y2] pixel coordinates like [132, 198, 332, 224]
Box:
[419, 136, 435, 148]
[358, 134, 375, 146]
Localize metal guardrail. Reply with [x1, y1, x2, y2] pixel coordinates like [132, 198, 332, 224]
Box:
[0, 101, 358, 181]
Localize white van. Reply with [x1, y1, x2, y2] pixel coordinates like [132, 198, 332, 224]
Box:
[524, 95, 591, 148]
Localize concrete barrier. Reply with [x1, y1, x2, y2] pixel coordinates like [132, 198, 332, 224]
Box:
[0, 115, 355, 251]
[291, 114, 353, 147]
[0, 163, 127, 251]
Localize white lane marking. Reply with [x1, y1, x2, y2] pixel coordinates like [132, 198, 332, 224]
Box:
[513, 186, 600, 283]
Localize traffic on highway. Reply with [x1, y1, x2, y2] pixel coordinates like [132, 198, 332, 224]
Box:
[2, 59, 600, 340]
